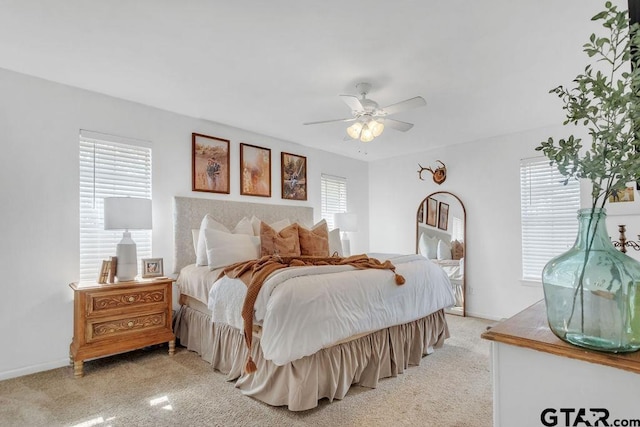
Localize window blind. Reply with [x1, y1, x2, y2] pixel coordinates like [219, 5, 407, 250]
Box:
[320, 174, 347, 230]
[520, 157, 580, 281]
[79, 130, 152, 283]
[451, 216, 464, 242]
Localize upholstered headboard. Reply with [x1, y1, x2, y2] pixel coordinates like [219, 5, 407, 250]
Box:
[173, 196, 313, 273]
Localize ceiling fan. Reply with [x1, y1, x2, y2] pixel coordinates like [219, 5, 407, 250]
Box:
[303, 82, 426, 142]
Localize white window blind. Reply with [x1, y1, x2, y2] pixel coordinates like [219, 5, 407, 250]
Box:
[520, 157, 580, 281]
[79, 130, 152, 283]
[321, 174, 347, 230]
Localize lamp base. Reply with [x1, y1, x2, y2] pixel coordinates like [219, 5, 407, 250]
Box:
[116, 231, 137, 281]
[341, 232, 351, 257]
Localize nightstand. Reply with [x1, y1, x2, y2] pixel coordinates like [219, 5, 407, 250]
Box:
[69, 277, 175, 377]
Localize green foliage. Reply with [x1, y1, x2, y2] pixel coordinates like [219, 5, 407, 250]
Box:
[536, 1, 640, 208]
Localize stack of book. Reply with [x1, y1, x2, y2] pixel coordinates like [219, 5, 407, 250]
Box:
[98, 256, 118, 284]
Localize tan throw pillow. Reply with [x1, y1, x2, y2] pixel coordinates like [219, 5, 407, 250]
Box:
[451, 240, 465, 260]
[298, 220, 330, 256]
[260, 222, 301, 256]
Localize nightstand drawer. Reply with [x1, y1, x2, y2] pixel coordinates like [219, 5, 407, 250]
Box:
[86, 284, 168, 316]
[87, 310, 168, 343]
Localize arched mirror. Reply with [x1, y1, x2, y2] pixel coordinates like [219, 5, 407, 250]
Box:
[416, 192, 466, 316]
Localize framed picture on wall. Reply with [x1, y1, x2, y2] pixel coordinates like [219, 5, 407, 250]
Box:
[426, 197, 438, 227]
[417, 201, 425, 223]
[605, 184, 639, 216]
[192, 133, 230, 194]
[438, 202, 449, 230]
[240, 143, 271, 197]
[281, 152, 307, 200]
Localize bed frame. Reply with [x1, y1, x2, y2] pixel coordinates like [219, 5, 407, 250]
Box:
[172, 196, 450, 411]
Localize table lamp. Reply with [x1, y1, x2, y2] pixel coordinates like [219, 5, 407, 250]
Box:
[104, 197, 152, 281]
[334, 212, 357, 256]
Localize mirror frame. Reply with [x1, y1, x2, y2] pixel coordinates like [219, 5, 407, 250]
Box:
[415, 191, 466, 317]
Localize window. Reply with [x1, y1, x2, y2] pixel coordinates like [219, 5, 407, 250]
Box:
[79, 130, 152, 283]
[451, 216, 464, 242]
[320, 174, 347, 230]
[520, 157, 580, 281]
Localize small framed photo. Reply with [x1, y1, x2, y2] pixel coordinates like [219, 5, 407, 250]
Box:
[192, 133, 230, 194]
[141, 258, 164, 278]
[281, 152, 307, 200]
[240, 143, 271, 197]
[438, 202, 449, 231]
[426, 197, 438, 227]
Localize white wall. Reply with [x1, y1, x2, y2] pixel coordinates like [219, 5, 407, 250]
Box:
[369, 126, 600, 320]
[0, 67, 369, 379]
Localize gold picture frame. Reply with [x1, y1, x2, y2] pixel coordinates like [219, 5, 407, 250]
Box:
[141, 258, 164, 278]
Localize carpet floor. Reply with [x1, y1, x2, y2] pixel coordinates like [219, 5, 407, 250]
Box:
[0, 314, 493, 427]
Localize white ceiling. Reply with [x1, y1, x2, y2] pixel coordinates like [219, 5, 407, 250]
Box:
[0, 0, 619, 161]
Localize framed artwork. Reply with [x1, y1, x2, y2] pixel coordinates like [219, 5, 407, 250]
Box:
[417, 201, 424, 223]
[438, 202, 449, 230]
[281, 152, 307, 200]
[192, 133, 230, 194]
[426, 197, 438, 227]
[141, 258, 164, 278]
[240, 143, 271, 197]
[606, 184, 639, 216]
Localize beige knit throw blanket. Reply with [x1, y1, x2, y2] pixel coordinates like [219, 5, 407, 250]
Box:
[218, 254, 406, 374]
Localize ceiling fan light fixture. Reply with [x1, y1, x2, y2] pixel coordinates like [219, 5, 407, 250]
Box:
[370, 120, 384, 137]
[360, 123, 374, 142]
[347, 122, 363, 139]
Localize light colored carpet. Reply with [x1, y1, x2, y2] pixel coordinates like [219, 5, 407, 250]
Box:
[0, 315, 493, 427]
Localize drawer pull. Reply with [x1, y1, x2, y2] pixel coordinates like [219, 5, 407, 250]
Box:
[127, 321, 134, 328]
[128, 296, 135, 302]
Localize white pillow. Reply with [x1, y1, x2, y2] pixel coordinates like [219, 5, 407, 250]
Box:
[328, 228, 343, 257]
[419, 234, 438, 259]
[233, 216, 254, 236]
[196, 215, 230, 266]
[204, 229, 260, 270]
[191, 229, 199, 253]
[250, 215, 262, 236]
[437, 239, 452, 260]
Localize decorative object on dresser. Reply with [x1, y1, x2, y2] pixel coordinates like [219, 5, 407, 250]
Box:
[69, 278, 175, 377]
[281, 152, 307, 201]
[333, 212, 357, 256]
[192, 133, 230, 194]
[103, 197, 152, 281]
[141, 257, 164, 278]
[536, 2, 640, 353]
[240, 143, 271, 197]
[612, 225, 640, 253]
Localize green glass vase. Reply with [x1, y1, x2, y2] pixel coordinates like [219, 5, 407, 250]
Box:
[542, 208, 640, 352]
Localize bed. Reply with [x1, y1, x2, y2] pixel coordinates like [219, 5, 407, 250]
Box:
[172, 196, 455, 411]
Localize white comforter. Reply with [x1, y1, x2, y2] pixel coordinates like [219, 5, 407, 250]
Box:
[207, 253, 455, 365]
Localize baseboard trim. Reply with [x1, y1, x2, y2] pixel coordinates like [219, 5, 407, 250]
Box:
[0, 358, 69, 381]
[465, 310, 503, 321]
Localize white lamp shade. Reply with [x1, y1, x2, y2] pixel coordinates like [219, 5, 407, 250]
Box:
[104, 197, 152, 230]
[334, 212, 358, 232]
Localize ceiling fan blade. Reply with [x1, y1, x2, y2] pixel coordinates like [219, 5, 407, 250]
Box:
[381, 96, 426, 116]
[303, 117, 356, 126]
[384, 118, 414, 132]
[339, 95, 364, 112]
